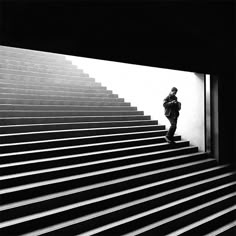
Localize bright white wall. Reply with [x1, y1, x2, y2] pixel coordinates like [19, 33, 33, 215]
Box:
[66, 55, 205, 151]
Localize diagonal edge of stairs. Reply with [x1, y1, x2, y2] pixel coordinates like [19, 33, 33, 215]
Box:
[0, 45, 235, 236]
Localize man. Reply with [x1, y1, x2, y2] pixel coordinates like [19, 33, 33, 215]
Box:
[163, 87, 181, 143]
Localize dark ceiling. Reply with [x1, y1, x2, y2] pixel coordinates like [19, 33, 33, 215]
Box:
[0, 0, 235, 74]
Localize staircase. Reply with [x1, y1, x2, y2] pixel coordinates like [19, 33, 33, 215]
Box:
[0, 45, 235, 236]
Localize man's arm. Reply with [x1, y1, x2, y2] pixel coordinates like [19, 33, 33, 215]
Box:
[163, 97, 175, 108]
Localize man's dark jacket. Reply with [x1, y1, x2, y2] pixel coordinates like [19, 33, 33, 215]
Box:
[163, 94, 181, 118]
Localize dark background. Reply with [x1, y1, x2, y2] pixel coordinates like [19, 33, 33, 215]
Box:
[0, 0, 235, 162]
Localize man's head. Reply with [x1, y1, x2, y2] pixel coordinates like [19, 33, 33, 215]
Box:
[170, 87, 178, 96]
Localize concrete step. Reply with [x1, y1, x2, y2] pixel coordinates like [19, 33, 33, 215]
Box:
[0, 56, 79, 72]
[0, 87, 117, 98]
[0, 156, 210, 205]
[0, 138, 185, 172]
[203, 220, 236, 236]
[0, 97, 130, 106]
[166, 207, 236, 236]
[0, 72, 96, 85]
[0, 132, 177, 155]
[85, 183, 235, 236]
[0, 110, 142, 117]
[0, 141, 193, 188]
[0, 114, 145, 125]
[0, 120, 158, 134]
[0, 48, 69, 63]
[1, 162, 230, 225]
[0, 124, 166, 144]
[0, 63, 83, 77]
[0, 94, 124, 102]
[0, 159, 224, 235]
[0, 46, 67, 60]
[0, 81, 108, 93]
[0, 68, 90, 80]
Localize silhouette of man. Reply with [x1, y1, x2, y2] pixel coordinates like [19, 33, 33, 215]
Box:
[163, 87, 181, 143]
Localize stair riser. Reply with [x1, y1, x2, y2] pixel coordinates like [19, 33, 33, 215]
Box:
[0, 98, 129, 106]
[0, 68, 89, 79]
[0, 74, 98, 86]
[0, 126, 165, 144]
[0, 131, 171, 155]
[0, 54, 76, 69]
[2, 162, 231, 223]
[1, 162, 227, 235]
[0, 82, 108, 93]
[1, 145, 195, 189]
[1, 157, 211, 206]
[0, 105, 136, 112]
[0, 63, 83, 76]
[0, 114, 147, 126]
[0, 51, 69, 63]
[0, 121, 158, 134]
[139, 194, 236, 236]
[82, 187, 236, 236]
[0, 95, 124, 103]
[0, 88, 114, 97]
[1, 111, 142, 117]
[1, 139, 185, 175]
[181, 210, 236, 236]
[0, 135, 181, 166]
[0, 58, 79, 72]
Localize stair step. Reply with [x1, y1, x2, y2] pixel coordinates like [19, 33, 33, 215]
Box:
[0, 72, 99, 86]
[0, 142, 195, 188]
[0, 120, 158, 134]
[1, 163, 231, 224]
[0, 110, 143, 117]
[0, 46, 67, 60]
[0, 98, 129, 106]
[204, 221, 236, 236]
[1, 163, 233, 235]
[0, 104, 136, 112]
[0, 94, 124, 102]
[166, 206, 236, 236]
[0, 63, 83, 76]
[0, 130, 170, 152]
[0, 55, 77, 69]
[0, 157, 212, 205]
[0, 133, 181, 166]
[0, 139, 187, 173]
[76, 184, 236, 236]
[0, 87, 114, 97]
[0, 81, 108, 93]
[0, 56, 79, 72]
[0, 125, 166, 144]
[0, 130, 170, 154]
[0, 68, 90, 80]
[0, 114, 146, 126]
[0, 49, 69, 63]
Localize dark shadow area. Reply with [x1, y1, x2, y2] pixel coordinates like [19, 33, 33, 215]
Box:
[0, 0, 235, 164]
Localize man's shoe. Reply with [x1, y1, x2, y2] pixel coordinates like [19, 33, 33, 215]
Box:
[165, 136, 172, 143]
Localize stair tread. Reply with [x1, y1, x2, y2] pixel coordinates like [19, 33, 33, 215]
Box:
[1, 161, 229, 227]
[166, 206, 236, 236]
[0, 140, 190, 168]
[0, 129, 169, 147]
[204, 220, 236, 236]
[79, 187, 236, 236]
[0, 124, 162, 137]
[0, 163, 230, 211]
[0, 141, 193, 179]
[0, 155, 207, 194]
[0, 134, 166, 158]
[3, 181, 235, 235]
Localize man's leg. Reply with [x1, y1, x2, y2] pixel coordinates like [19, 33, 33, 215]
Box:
[166, 116, 177, 142]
